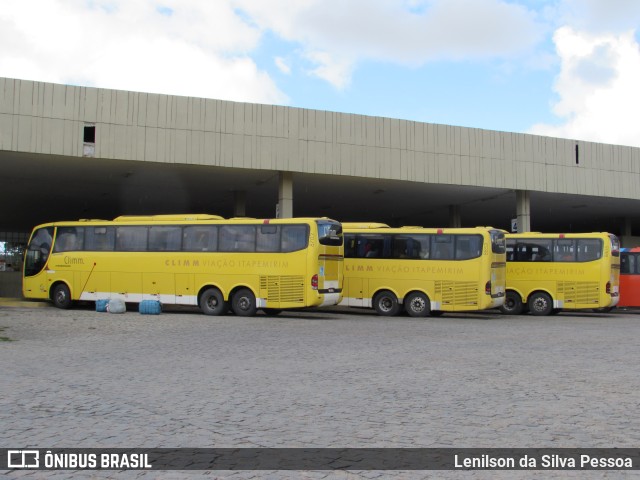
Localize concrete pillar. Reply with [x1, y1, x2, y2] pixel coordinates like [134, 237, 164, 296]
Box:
[449, 205, 461, 228]
[233, 190, 246, 217]
[277, 171, 293, 218]
[516, 190, 531, 233]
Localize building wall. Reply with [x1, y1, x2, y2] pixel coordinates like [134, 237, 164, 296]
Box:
[2, 77, 640, 200]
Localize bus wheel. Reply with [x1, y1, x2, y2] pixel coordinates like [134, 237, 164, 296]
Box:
[52, 283, 72, 309]
[528, 292, 553, 316]
[373, 291, 401, 316]
[199, 288, 228, 316]
[262, 308, 282, 316]
[430, 310, 444, 317]
[232, 288, 257, 317]
[404, 292, 431, 317]
[500, 292, 523, 315]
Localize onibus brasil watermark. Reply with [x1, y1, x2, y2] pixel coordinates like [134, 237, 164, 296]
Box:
[2, 448, 639, 470]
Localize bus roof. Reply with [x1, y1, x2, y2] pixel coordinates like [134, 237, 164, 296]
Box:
[343, 225, 501, 233]
[341, 222, 390, 229]
[507, 232, 615, 238]
[30, 215, 341, 229]
[113, 214, 224, 222]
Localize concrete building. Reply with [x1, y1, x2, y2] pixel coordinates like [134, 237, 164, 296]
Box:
[1, 77, 639, 248]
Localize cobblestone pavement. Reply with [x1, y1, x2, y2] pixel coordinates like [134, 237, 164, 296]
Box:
[2, 304, 640, 479]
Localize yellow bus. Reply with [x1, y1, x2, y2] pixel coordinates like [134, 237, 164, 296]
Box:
[502, 232, 620, 315]
[341, 224, 506, 316]
[22, 214, 343, 316]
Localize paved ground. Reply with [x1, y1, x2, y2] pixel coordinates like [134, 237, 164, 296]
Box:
[1, 303, 639, 479]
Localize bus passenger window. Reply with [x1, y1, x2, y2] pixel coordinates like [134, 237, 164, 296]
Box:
[149, 226, 182, 251]
[344, 235, 356, 258]
[577, 239, 602, 262]
[183, 226, 217, 251]
[455, 235, 482, 260]
[621, 254, 638, 275]
[554, 239, 576, 262]
[281, 225, 308, 252]
[354, 235, 384, 258]
[257, 225, 280, 252]
[432, 236, 453, 260]
[220, 226, 256, 252]
[53, 227, 84, 253]
[116, 226, 148, 251]
[85, 227, 115, 251]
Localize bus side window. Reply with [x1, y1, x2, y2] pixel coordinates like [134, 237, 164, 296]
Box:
[577, 239, 602, 262]
[621, 254, 630, 274]
[85, 227, 115, 251]
[622, 254, 638, 275]
[432, 236, 453, 260]
[281, 225, 307, 252]
[414, 234, 430, 259]
[506, 240, 515, 261]
[116, 226, 148, 251]
[257, 225, 280, 252]
[220, 225, 256, 252]
[183, 226, 217, 252]
[344, 235, 356, 258]
[455, 235, 482, 260]
[53, 227, 84, 253]
[149, 226, 182, 251]
[554, 239, 576, 262]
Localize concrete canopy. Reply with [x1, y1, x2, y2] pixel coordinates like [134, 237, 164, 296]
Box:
[1, 77, 639, 239]
[1, 150, 637, 236]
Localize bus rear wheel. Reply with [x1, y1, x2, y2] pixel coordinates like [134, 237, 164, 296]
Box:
[232, 288, 257, 317]
[373, 290, 401, 316]
[52, 283, 72, 309]
[528, 292, 553, 316]
[404, 292, 430, 317]
[199, 288, 228, 316]
[500, 291, 524, 315]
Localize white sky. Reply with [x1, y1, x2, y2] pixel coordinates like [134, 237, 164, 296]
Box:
[1, 0, 640, 147]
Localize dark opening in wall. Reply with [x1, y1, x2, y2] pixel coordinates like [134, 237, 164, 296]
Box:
[84, 125, 96, 143]
[575, 144, 579, 165]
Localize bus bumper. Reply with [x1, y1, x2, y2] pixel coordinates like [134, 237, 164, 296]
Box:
[319, 292, 341, 307]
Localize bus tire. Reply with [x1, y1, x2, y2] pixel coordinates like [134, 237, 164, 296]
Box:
[199, 288, 228, 316]
[373, 290, 401, 316]
[52, 283, 72, 309]
[500, 291, 524, 315]
[430, 310, 444, 317]
[262, 308, 282, 316]
[404, 291, 431, 317]
[528, 291, 553, 316]
[232, 288, 257, 317]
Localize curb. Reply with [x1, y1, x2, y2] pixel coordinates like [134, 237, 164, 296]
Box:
[0, 298, 50, 308]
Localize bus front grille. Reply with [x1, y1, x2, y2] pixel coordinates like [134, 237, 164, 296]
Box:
[260, 275, 305, 304]
[435, 281, 479, 306]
